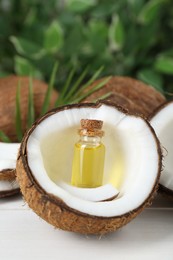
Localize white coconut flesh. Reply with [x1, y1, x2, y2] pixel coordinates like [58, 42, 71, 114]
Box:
[0, 142, 20, 191]
[26, 103, 160, 217]
[58, 182, 119, 202]
[0, 180, 19, 192]
[150, 102, 173, 191]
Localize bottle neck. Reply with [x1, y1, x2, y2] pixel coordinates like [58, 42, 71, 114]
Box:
[79, 135, 102, 145]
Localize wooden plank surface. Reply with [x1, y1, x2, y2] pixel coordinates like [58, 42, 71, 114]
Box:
[0, 195, 173, 260]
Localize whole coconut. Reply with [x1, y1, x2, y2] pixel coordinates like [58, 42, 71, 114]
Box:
[85, 76, 166, 118]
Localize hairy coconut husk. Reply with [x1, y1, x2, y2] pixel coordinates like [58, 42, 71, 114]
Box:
[0, 169, 16, 181]
[85, 76, 166, 118]
[16, 102, 161, 235]
[0, 75, 58, 141]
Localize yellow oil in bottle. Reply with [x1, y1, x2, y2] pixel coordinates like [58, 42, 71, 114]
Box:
[71, 119, 105, 188]
[71, 142, 105, 188]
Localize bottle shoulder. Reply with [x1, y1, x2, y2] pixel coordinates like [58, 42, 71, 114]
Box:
[75, 141, 105, 150]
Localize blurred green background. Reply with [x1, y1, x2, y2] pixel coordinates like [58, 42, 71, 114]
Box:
[0, 0, 173, 95]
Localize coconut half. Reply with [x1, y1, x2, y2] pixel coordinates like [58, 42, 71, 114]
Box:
[150, 101, 173, 199]
[0, 142, 20, 198]
[16, 101, 161, 234]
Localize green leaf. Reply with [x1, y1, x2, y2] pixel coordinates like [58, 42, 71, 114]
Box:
[64, 66, 89, 102]
[10, 36, 45, 59]
[24, 7, 37, 26]
[27, 77, 35, 128]
[77, 66, 104, 94]
[127, 0, 146, 15]
[41, 62, 58, 115]
[67, 0, 97, 13]
[91, 2, 117, 18]
[63, 20, 84, 55]
[55, 68, 75, 106]
[154, 56, 173, 74]
[14, 56, 42, 78]
[14, 56, 33, 75]
[55, 66, 104, 106]
[92, 92, 112, 103]
[0, 71, 10, 78]
[15, 80, 23, 142]
[44, 21, 63, 53]
[0, 131, 11, 143]
[137, 68, 163, 92]
[138, 0, 164, 24]
[109, 15, 125, 51]
[86, 20, 108, 53]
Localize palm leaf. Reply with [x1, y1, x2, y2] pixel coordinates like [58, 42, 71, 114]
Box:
[72, 76, 111, 103]
[15, 80, 23, 141]
[27, 76, 35, 128]
[92, 92, 112, 102]
[55, 66, 106, 106]
[77, 66, 104, 95]
[64, 66, 89, 102]
[0, 131, 11, 143]
[41, 62, 58, 115]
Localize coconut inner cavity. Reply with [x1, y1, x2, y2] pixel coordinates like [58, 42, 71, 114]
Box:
[27, 104, 159, 217]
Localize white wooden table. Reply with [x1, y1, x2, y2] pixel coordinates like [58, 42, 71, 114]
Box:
[0, 194, 173, 260]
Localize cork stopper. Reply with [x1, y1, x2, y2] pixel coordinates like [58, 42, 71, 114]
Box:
[78, 119, 104, 137]
[81, 119, 103, 130]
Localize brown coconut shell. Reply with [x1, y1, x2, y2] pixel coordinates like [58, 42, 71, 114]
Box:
[0, 187, 20, 198]
[0, 75, 58, 141]
[159, 184, 173, 200]
[16, 101, 162, 235]
[85, 76, 166, 118]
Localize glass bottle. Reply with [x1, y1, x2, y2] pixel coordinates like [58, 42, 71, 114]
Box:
[71, 119, 105, 188]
